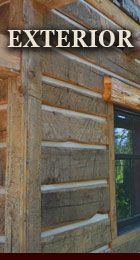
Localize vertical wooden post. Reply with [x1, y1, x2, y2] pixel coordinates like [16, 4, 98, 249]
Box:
[5, 0, 43, 253]
[108, 104, 118, 244]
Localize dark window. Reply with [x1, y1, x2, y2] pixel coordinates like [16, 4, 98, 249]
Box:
[113, 0, 140, 23]
[114, 107, 140, 234]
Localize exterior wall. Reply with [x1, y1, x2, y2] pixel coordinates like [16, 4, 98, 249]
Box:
[0, 0, 140, 253]
[40, 0, 140, 253]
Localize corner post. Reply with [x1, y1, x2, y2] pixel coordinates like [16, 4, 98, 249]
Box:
[5, 0, 43, 253]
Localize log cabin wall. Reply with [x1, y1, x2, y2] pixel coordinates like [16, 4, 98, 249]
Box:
[0, 0, 140, 253]
[40, 0, 140, 253]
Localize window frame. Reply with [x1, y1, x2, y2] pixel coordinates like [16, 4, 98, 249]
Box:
[114, 106, 140, 234]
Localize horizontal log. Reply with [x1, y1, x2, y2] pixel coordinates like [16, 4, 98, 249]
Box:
[34, 0, 76, 10]
[0, 34, 20, 71]
[85, 0, 140, 31]
[59, 0, 120, 31]
[0, 80, 8, 105]
[42, 109, 108, 145]
[113, 0, 140, 23]
[0, 149, 6, 186]
[0, 110, 7, 143]
[41, 147, 108, 184]
[41, 48, 103, 91]
[42, 76, 102, 97]
[41, 214, 111, 253]
[103, 77, 140, 111]
[44, 9, 140, 84]
[0, 193, 5, 235]
[41, 181, 109, 227]
[42, 80, 108, 116]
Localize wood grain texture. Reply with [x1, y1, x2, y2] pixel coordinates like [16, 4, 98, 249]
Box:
[0, 80, 8, 104]
[0, 149, 6, 186]
[5, 0, 43, 253]
[42, 49, 103, 91]
[41, 215, 111, 253]
[44, 8, 140, 84]
[41, 147, 109, 184]
[0, 4, 9, 34]
[112, 228, 140, 253]
[42, 82, 108, 115]
[0, 34, 20, 71]
[113, 0, 140, 23]
[0, 193, 5, 235]
[86, 0, 140, 31]
[104, 77, 140, 111]
[42, 110, 108, 145]
[42, 185, 109, 227]
[59, 0, 120, 31]
[0, 110, 7, 143]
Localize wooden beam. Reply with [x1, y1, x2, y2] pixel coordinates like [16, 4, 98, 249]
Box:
[86, 0, 140, 32]
[103, 76, 140, 111]
[34, 0, 76, 10]
[5, 0, 43, 253]
[113, 0, 140, 23]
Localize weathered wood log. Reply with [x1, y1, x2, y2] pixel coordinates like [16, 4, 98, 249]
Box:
[59, 0, 120, 31]
[44, 9, 140, 84]
[41, 147, 108, 184]
[113, 0, 140, 23]
[41, 214, 111, 253]
[103, 76, 140, 111]
[41, 182, 109, 227]
[41, 49, 103, 91]
[86, 0, 140, 32]
[42, 109, 108, 145]
[42, 80, 107, 116]
[5, 0, 43, 253]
